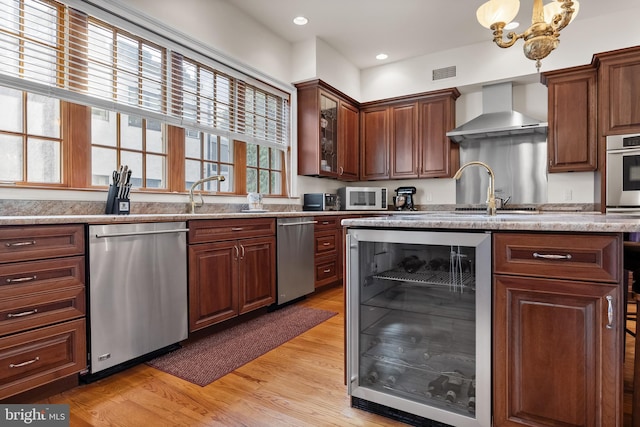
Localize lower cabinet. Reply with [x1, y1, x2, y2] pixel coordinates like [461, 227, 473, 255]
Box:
[493, 232, 622, 427]
[0, 224, 86, 400]
[188, 219, 276, 332]
[313, 216, 349, 288]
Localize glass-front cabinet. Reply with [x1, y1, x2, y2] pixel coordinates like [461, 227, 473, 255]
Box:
[346, 228, 491, 427]
[319, 92, 338, 174]
[295, 80, 359, 180]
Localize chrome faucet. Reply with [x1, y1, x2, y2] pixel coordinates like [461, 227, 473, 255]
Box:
[453, 161, 497, 216]
[189, 175, 226, 214]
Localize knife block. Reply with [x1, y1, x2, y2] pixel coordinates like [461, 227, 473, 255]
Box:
[105, 185, 130, 215]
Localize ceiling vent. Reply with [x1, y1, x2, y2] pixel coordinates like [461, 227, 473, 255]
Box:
[432, 66, 456, 81]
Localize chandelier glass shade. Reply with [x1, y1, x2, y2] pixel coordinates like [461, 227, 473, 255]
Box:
[476, 0, 579, 71]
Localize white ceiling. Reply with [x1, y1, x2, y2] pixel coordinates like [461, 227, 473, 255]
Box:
[221, 0, 640, 70]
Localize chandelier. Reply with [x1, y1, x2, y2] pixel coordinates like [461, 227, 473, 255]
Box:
[476, 0, 580, 71]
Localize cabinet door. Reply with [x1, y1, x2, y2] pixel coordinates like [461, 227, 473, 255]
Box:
[544, 66, 597, 172]
[494, 275, 621, 427]
[360, 106, 389, 180]
[238, 236, 276, 314]
[390, 103, 418, 179]
[418, 97, 457, 178]
[597, 46, 640, 135]
[338, 101, 360, 180]
[188, 241, 239, 332]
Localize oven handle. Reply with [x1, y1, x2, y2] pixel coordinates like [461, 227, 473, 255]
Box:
[606, 148, 640, 155]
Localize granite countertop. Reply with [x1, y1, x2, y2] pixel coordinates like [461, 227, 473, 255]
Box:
[341, 211, 640, 233]
[0, 210, 371, 226]
[3, 209, 640, 233]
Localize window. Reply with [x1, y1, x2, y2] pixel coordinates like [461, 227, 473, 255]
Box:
[0, 0, 291, 195]
[246, 143, 283, 195]
[91, 108, 166, 189]
[0, 86, 61, 184]
[185, 129, 233, 192]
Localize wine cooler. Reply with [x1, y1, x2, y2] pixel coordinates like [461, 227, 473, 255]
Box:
[346, 228, 491, 427]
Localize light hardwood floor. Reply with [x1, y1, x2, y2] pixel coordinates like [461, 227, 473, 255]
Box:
[40, 286, 405, 426]
[38, 285, 636, 426]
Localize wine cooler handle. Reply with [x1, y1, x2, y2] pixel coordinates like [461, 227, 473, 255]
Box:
[605, 295, 614, 329]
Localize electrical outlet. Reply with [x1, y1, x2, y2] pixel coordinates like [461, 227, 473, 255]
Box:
[564, 189, 572, 201]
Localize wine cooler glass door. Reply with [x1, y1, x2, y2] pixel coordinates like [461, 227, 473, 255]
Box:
[346, 229, 491, 427]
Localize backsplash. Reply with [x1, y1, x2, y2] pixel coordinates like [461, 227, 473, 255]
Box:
[0, 199, 301, 216]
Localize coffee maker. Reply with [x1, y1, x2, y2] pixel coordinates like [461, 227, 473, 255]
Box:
[393, 186, 417, 210]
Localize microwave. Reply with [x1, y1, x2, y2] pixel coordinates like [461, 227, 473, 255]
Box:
[303, 193, 339, 211]
[338, 187, 388, 210]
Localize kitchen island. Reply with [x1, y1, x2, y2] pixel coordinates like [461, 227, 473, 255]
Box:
[342, 212, 637, 427]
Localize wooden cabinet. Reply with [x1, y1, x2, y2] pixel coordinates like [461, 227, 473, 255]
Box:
[360, 106, 390, 180]
[188, 218, 276, 332]
[542, 65, 598, 172]
[0, 224, 86, 400]
[296, 80, 359, 180]
[596, 45, 640, 135]
[360, 88, 460, 181]
[313, 217, 342, 288]
[493, 232, 622, 427]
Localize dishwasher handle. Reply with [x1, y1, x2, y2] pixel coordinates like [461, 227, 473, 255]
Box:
[278, 221, 318, 227]
[94, 228, 190, 238]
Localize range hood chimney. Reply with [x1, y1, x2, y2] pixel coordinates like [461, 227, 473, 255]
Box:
[446, 82, 547, 143]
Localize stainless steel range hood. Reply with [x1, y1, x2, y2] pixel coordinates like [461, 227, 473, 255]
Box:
[446, 82, 547, 143]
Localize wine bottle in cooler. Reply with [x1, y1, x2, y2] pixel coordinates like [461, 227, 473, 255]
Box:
[445, 371, 464, 403]
[467, 375, 476, 411]
[425, 374, 448, 398]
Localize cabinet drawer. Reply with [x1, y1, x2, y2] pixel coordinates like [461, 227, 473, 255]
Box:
[0, 225, 84, 264]
[0, 318, 86, 400]
[189, 218, 275, 244]
[493, 232, 621, 283]
[0, 257, 85, 298]
[315, 258, 339, 287]
[0, 285, 85, 337]
[315, 230, 338, 255]
[314, 217, 339, 230]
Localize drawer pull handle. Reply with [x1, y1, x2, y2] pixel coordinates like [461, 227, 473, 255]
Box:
[606, 295, 614, 329]
[9, 356, 40, 368]
[323, 268, 331, 273]
[7, 309, 38, 318]
[322, 221, 330, 225]
[6, 240, 36, 248]
[6, 275, 37, 284]
[231, 227, 243, 231]
[532, 252, 572, 260]
[322, 242, 331, 246]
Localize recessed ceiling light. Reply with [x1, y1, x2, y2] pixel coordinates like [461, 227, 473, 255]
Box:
[293, 16, 308, 26]
[376, 53, 388, 60]
[505, 21, 520, 30]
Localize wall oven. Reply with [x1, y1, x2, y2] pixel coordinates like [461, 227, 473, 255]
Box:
[606, 133, 640, 214]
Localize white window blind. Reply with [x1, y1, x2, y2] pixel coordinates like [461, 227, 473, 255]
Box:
[0, 0, 290, 150]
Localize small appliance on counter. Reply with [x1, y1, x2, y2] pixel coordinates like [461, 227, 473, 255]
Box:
[303, 193, 339, 211]
[393, 186, 417, 211]
[338, 187, 387, 210]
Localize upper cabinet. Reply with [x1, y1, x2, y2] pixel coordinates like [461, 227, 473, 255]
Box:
[296, 80, 359, 180]
[360, 89, 460, 181]
[360, 105, 390, 180]
[595, 46, 640, 136]
[541, 64, 598, 172]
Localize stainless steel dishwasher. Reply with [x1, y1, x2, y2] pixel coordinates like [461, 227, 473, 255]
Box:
[276, 217, 316, 305]
[86, 222, 188, 380]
